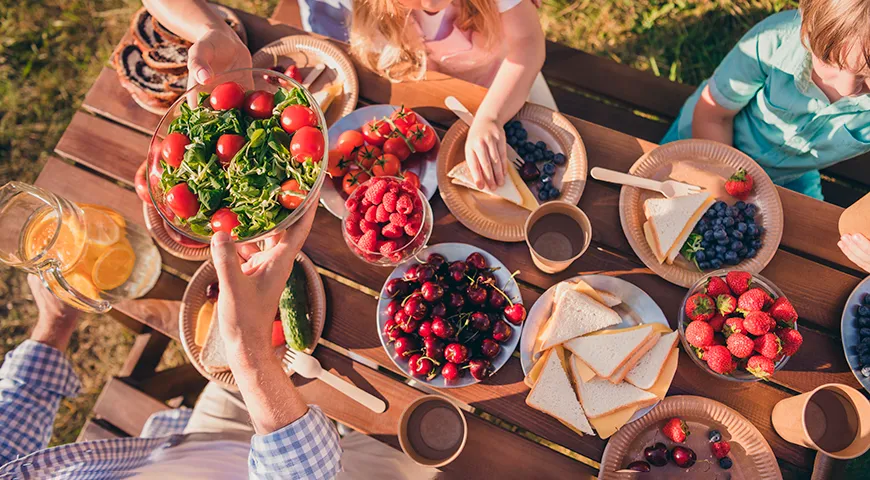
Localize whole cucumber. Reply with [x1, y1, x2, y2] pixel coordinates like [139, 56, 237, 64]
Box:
[279, 264, 311, 351]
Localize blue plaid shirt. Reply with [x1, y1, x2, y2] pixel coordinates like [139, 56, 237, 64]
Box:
[0, 340, 342, 479]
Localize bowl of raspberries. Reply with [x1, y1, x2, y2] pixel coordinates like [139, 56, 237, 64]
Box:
[678, 270, 802, 382]
[342, 176, 433, 266]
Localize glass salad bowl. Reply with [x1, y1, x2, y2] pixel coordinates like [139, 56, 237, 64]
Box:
[146, 68, 328, 244]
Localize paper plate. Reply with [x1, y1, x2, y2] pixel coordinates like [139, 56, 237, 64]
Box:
[618, 140, 783, 288]
[600, 395, 781, 479]
[252, 35, 358, 127]
[841, 276, 870, 393]
[321, 105, 440, 219]
[437, 103, 587, 242]
[519, 275, 670, 424]
[143, 203, 211, 261]
[179, 253, 326, 390]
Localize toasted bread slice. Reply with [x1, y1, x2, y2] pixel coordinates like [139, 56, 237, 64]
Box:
[625, 331, 680, 390]
[572, 358, 658, 419]
[526, 348, 594, 436]
[563, 325, 654, 379]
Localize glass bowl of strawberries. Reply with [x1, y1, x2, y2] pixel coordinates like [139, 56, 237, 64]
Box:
[678, 270, 802, 382]
[342, 176, 434, 266]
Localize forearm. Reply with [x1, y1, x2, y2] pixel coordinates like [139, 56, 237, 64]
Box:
[476, 39, 545, 125]
[143, 0, 231, 42]
[692, 116, 734, 145]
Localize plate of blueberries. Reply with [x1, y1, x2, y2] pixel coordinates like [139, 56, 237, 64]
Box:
[841, 276, 870, 392]
[686, 200, 766, 271]
[503, 119, 569, 203]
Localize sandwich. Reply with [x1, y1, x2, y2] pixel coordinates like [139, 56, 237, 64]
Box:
[526, 348, 594, 436]
[538, 289, 622, 352]
[625, 331, 679, 390]
[447, 162, 538, 211]
[572, 357, 658, 419]
[563, 325, 655, 379]
[607, 332, 660, 383]
[199, 305, 230, 374]
[642, 191, 714, 264]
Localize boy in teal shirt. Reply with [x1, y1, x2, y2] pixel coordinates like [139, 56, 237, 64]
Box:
[662, 1, 870, 201]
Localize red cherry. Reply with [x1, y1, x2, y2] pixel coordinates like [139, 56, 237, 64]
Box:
[384, 278, 409, 298]
[492, 320, 513, 342]
[504, 303, 527, 325]
[447, 261, 467, 283]
[470, 312, 491, 331]
[394, 336, 418, 359]
[421, 281, 444, 303]
[447, 292, 465, 311]
[430, 302, 447, 318]
[468, 358, 493, 381]
[476, 270, 496, 285]
[384, 299, 401, 319]
[417, 320, 433, 338]
[466, 252, 487, 271]
[431, 316, 455, 340]
[417, 264, 436, 283]
[427, 253, 447, 271]
[403, 297, 428, 321]
[441, 362, 461, 381]
[403, 264, 421, 282]
[481, 338, 500, 358]
[408, 354, 435, 378]
[400, 318, 420, 334]
[488, 289, 507, 309]
[383, 320, 402, 342]
[423, 336, 445, 362]
[445, 343, 469, 364]
[466, 284, 487, 305]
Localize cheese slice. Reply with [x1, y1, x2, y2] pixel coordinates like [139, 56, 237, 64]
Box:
[647, 348, 679, 399]
[447, 162, 538, 211]
[313, 82, 343, 112]
[589, 405, 638, 440]
[570, 354, 597, 382]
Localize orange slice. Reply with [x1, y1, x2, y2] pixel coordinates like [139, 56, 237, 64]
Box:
[92, 243, 136, 291]
[66, 271, 100, 301]
[81, 206, 121, 247]
[78, 203, 126, 229]
[24, 212, 85, 270]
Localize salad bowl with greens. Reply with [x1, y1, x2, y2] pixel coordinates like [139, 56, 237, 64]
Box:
[146, 68, 327, 243]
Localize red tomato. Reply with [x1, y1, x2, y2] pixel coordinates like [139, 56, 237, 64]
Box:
[244, 90, 274, 119]
[165, 183, 199, 219]
[161, 132, 190, 168]
[356, 145, 382, 169]
[383, 136, 411, 161]
[342, 170, 371, 196]
[215, 134, 246, 167]
[135, 162, 150, 203]
[372, 154, 401, 177]
[290, 126, 325, 163]
[407, 123, 436, 152]
[326, 149, 351, 177]
[278, 179, 309, 209]
[209, 82, 246, 111]
[279, 65, 302, 86]
[390, 106, 418, 134]
[210, 207, 240, 235]
[336, 130, 365, 158]
[280, 105, 317, 134]
[401, 171, 421, 191]
[271, 320, 285, 347]
[362, 119, 391, 146]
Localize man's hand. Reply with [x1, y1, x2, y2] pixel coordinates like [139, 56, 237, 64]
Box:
[187, 26, 252, 89]
[27, 275, 79, 351]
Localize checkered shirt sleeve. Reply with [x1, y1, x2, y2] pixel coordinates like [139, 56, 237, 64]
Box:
[0, 340, 81, 465]
[249, 406, 342, 479]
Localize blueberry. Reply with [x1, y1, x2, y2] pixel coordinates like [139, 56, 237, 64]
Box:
[726, 206, 739, 217]
[549, 186, 560, 198]
[716, 252, 726, 261]
[715, 245, 727, 254]
[534, 149, 544, 161]
[536, 180, 547, 191]
[717, 238, 730, 246]
[861, 353, 870, 366]
[713, 218, 723, 227]
[542, 162, 556, 175]
[723, 217, 735, 227]
[744, 204, 757, 217]
[710, 258, 723, 269]
[862, 366, 870, 377]
[859, 305, 870, 317]
[725, 251, 739, 264]
[696, 251, 707, 261]
[861, 327, 870, 338]
[540, 173, 552, 183]
[863, 293, 870, 305]
[533, 140, 545, 150]
[738, 247, 748, 258]
[736, 214, 745, 223]
[708, 430, 722, 442]
[553, 153, 566, 165]
[714, 229, 727, 240]
[859, 317, 870, 328]
[752, 239, 763, 249]
[507, 135, 516, 146]
[731, 230, 744, 240]
[719, 457, 733, 470]
[756, 226, 765, 236]
[714, 200, 727, 211]
[701, 240, 712, 250]
[523, 153, 535, 164]
[862, 336, 870, 346]
[699, 261, 711, 270]
[746, 248, 757, 258]
[524, 141, 535, 151]
[731, 240, 743, 251]
[705, 208, 717, 219]
[704, 230, 715, 241]
[545, 150, 554, 161]
[717, 209, 728, 218]
[858, 343, 870, 355]
[517, 129, 527, 141]
[735, 201, 746, 211]
[537, 189, 548, 201]
[507, 120, 519, 129]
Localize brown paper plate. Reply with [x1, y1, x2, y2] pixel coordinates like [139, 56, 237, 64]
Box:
[437, 104, 587, 242]
[143, 203, 211, 261]
[179, 252, 326, 390]
[251, 35, 358, 127]
[618, 140, 783, 288]
[600, 395, 781, 479]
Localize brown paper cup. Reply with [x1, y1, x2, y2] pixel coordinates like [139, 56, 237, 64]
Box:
[772, 383, 870, 460]
[524, 202, 592, 274]
[398, 395, 468, 468]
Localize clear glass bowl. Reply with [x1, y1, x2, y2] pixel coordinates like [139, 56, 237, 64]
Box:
[146, 68, 328, 244]
[678, 270, 794, 382]
[342, 177, 433, 267]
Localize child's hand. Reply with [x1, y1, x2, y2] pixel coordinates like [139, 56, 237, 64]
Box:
[839, 233, 870, 273]
[187, 27, 252, 88]
[465, 116, 507, 190]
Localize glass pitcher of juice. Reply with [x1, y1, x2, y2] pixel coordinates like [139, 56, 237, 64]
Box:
[0, 182, 161, 313]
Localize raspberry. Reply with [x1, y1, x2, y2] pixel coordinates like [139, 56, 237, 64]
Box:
[379, 240, 400, 255]
[382, 223, 404, 239]
[365, 179, 389, 205]
[389, 212, 408, 227]
[412, 195, 422, 212]
[400, 181, 417, 195]
[345, 196, 359, 212]
[405, 219, 422, 237]
[357, 230, 378, 252]
[360, 219, 378, 234]
[361, 198, 373, 209]
[382, 190, 399, 213]
[396, 193, 414, 215]
[364, 205, 378, 223]
[345, 215, 363, 236]
[375, 204, 391, 223]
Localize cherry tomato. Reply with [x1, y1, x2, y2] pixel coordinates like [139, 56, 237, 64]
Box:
[279, 65, 302, 87]
[362, 119, 391, 146]
[342, 170, 371, 196]
[336, 130, 365, 158]
[372, 154, 401, 177]
[383, 136, 411, 161]
[161, 132, 190, 168]
[165, 183, 199, 219]
[278, 179, 308, 209]
[244, 90, 274, 119]
[135, 162, 150, 203]
[210, 207, 240, 235]
[215, 134, 246, 167]
[327, 149, 351, 178]
[290, 126, 325, 163]
[356, 145, 382, 169]
[401, 171, 421, 191]
[407, 123, 436, 152]
[209, 82, 246, 111]
[271, 320, 285, 347]
[280, 105, 317, 134]
[390, 106, 418, 134]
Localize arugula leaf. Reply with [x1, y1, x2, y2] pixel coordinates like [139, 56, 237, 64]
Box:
[272, 86, 310, 115]
[681, 233, 704, 271]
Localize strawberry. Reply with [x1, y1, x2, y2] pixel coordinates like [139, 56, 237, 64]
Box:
[726, 271, 752, 296]
[375, 204, 391, 223]
[768, 297, 798, 326]
[747, 355, 775, 379]
[685, 293, 715, 322]
[723, 317, 745, 336]
[754, 333, 782, 359]
[364, 179, 389, 205]
[345, 196, 359, 212]
[345, 214, 363, 236]
[725, 168, 754, 200]
[357, 230, 378, 252]
[364, 205, 378, 223]
[379, 240, 400, 255]
[663, 418, 690, 443]
[382, 223, 404, 239]
[726, 333, 754, 358]
[359, 219, 378, 234]
[389, 212, 408, 227]
[396, 193, 414, 215]
[711, 440, 731, 459]
[706, 276, 731, 298]
[382, 190, 399, 213]
[686, 320, 714, 347]
[737, 288, 772, 313]
[716, 294, 736, 316]
[744, 311, 772, 336]
[776, 328, 803, 356]
[713, 332, 727, 346]
[705, 345, 736, 374]
[708, 314, 726, 332]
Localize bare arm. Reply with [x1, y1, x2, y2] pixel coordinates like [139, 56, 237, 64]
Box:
[142, 0, 228, 42]
[691, 85, 739, 146]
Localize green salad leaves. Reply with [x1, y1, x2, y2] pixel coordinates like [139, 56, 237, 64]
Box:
[680, 233, 704, 270]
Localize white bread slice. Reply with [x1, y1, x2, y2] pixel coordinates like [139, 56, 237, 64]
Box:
[642, 192, 713, 264]
[626, 331, 680, 389]
[447, 162, 537, 211]
[598, 291, 622, 308]
[539, 290, 621, 351]
[526, 348, 594, 435]
[563, 325, 654, 379]
[572, 357, 658, 419]
[199, 306, 230, 374]
[608, 332, 660, 384]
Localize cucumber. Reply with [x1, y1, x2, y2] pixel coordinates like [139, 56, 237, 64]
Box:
[279, 264, 311, 351]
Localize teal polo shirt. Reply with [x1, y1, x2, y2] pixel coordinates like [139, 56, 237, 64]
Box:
[662, 10, 870, 200]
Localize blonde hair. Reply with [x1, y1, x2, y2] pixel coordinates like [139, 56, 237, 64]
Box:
[350, 0, 502, 82]
[801, 0, 870, 70]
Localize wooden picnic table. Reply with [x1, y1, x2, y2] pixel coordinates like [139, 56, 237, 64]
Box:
[42, 8, 867, 479]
